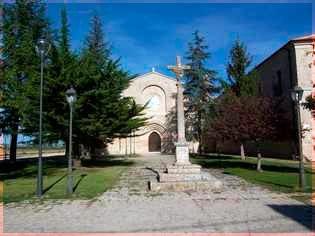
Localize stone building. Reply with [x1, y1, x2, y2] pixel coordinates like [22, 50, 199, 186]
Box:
[255, 34, 314, 160]
[204, 34, 313, 160]
[107, 69, 197, 155]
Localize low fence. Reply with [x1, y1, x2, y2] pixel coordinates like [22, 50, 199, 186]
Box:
[0, 146, 65, 160]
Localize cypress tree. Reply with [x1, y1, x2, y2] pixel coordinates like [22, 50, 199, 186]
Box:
[1, 0, 50, 162]
[21, 6, 76, 153]
[184, 30, 218, 154]
[76, 14, 146, 157]
[226, 38, 257, 97]
[225, 38, 258, 159]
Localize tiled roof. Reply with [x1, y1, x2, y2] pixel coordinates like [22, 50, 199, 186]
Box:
[254, 34, 314, 70]
[292, 34, 315, 43]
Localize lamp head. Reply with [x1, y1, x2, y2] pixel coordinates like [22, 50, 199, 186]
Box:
[291, 86, 304, 103]
[36, 38, 50, 56]
[66, 87, 77, 105]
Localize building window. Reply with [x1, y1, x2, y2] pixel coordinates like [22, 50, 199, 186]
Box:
[273, 70, 283, 96]
[147, 95, 161, 110]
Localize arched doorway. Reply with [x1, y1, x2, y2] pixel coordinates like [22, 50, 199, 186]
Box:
[148, 132, 161, 152]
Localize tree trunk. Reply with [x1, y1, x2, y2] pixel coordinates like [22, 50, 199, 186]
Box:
[125, 137, 128, 157]
[9, 130, 18, 163]
[256, 142, 262, 172]
[73, 141, 80, 159]
[9, 119, 19, 163]
[65, 139, 69, 159]
[240, 143, 246, 160]
[257, 152, 262, 172]
[197, 132, 202, 155]
[198, 113, 202, 155]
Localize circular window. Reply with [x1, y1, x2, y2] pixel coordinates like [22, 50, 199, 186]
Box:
[147, 95, 160, 110]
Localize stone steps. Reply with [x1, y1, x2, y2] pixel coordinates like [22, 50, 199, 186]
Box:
[149, 180, 222, 192]
[159, 173, 203, 182]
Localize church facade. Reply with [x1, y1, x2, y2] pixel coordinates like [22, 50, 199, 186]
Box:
[107, 70, 197, 155]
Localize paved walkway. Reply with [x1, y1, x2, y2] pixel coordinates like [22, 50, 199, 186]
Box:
[4, 154, 313, 233]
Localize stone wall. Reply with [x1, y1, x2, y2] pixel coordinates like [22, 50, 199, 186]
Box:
[254, 41, 312, 160]
[294, 43, 313, 160]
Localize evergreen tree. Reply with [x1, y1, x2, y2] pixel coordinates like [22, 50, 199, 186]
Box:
[84, 14, 110, 67]
[184, 30, 218, 154]
[224, 38, 258, 159]
[21, 6, 76, 152]
[59, 7, 70, 57]
[0, 0, 50, 162]
[226, 38, 257, 97]
[75, 14, 146, 157]
[42, 7, 77, 151]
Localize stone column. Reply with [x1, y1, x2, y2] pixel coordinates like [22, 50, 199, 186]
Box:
[175, 80, 190, 165]
[176, 82, 186, 144]
[167, 56, 191, 165]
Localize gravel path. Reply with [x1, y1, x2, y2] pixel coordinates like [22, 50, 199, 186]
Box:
[4, 154, 313, 233]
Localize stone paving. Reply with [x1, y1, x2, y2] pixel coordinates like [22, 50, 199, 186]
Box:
[4, 154, 314, 233]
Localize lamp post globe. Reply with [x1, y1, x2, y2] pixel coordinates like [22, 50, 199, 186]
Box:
[66, 87, 77, 105]
[66, 87, 76, 194]
[35, 38, 50, 56]
[36, 38, 50, 198]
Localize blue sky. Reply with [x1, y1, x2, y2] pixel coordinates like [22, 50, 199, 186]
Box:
[45, 2, 313, 79]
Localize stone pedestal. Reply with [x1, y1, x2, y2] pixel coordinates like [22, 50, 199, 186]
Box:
[149, 148, 223, 192]
[149, 162, 222, 192]
[174, 142, 190, 165]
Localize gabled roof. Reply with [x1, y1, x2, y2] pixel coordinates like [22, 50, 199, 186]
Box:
[131, 71, 176, 82]
[292, 34, 315, 43]
[254, 34, 315, 70]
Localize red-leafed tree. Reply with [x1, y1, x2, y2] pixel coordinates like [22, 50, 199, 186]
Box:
[208, 92, 288, 171]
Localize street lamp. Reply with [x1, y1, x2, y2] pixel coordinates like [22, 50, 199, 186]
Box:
[291, 85, 306, 190]
[35, 38, 50, 197]
[66, 87, 77, 194]
[291, 86, 304, 103]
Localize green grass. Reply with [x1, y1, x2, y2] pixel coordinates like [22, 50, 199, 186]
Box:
[191, 154, 313, 195]
[0, 156, 133, 203]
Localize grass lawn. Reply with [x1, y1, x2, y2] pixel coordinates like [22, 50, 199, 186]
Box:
[191, 154, 313, 197]
[0, 156, 133, 203]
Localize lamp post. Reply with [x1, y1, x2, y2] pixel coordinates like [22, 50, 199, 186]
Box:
[66, 87, 76, 194]
[291, 85, 306, 190]
[35, 38, 50, 197]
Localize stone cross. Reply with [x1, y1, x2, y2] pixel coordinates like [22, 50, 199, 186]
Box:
[167, 56, 191, 164]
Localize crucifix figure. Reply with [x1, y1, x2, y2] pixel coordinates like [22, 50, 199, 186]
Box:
[167, 56, 191, 165]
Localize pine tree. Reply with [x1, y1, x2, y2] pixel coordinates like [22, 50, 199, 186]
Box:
[1, 0, 50, 162]
[75, 14, 146, 157]
[184, 30, 218, 154]
[21, 5, 76, 154]
[225, 38, 258, 159]
[226, 38, 257, 97]
[84, 14, 110, 67]
[43, 7, 77, 152]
